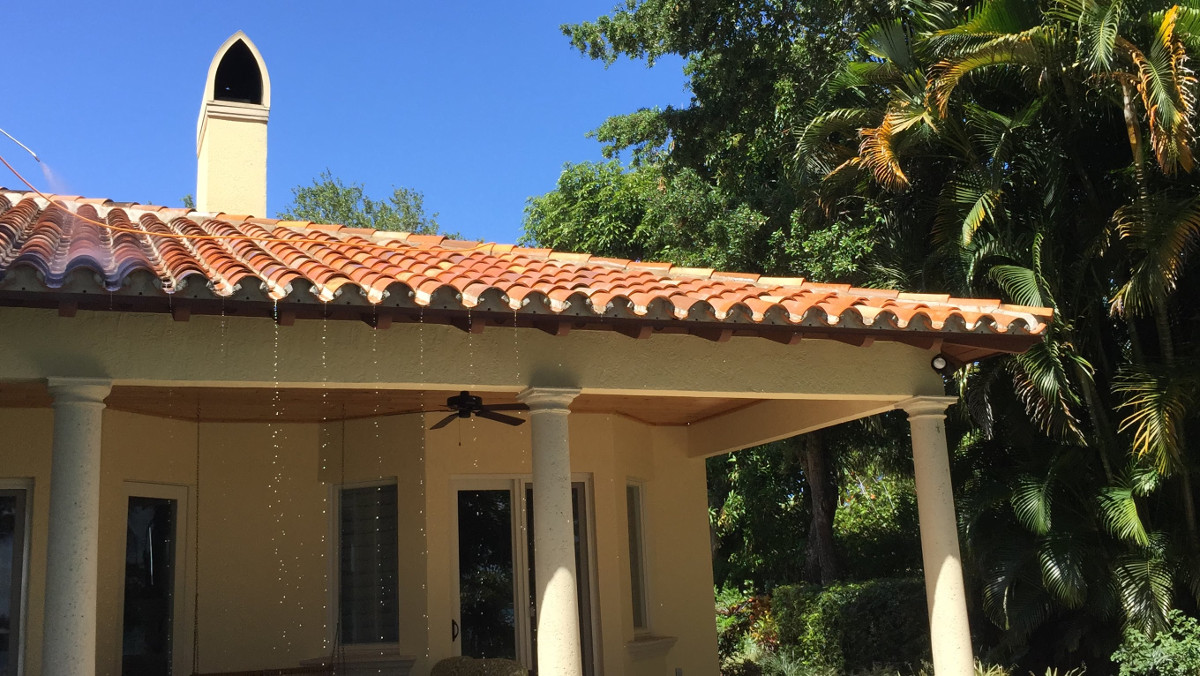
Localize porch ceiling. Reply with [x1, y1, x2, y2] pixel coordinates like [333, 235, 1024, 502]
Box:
[0, 381, 762, 426]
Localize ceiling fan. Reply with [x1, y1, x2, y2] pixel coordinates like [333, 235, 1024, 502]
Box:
[429, 391, 528, 430]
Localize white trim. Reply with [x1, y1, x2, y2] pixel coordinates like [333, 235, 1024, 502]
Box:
[0, 478, 33, 676]
[117, 481, 192, 676]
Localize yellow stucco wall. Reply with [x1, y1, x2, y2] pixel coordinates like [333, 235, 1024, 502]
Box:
[196, 112, 268, 218]
[0, 307, 947, 403]
[0, 404, 718, 675]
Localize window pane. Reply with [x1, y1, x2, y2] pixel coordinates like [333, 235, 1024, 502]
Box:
[340, 484, 399, 644]
[1, 490, 26, 676]
[122, 496, 176, 676]
[458, 489, 516, 659]
[627, 485, 647, 629]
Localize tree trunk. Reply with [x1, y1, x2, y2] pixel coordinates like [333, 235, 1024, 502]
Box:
[799, 432, 841, 585]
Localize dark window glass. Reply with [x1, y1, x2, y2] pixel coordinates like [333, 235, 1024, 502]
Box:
[340, 484, 399, 644]
[457, 489, 516, 659]
[122, 496, 176, 676]
[0, 490, 27, 676]
[627, 485, 647, 629]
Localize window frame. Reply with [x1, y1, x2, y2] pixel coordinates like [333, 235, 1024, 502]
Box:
[327, 477, 401, 653]
[0, 479, 32, 676]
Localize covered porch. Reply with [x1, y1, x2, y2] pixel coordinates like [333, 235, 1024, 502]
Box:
[4, 305, 972, 676]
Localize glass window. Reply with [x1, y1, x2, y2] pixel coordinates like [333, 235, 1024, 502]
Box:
[339, 484, 399, 644]
[626, 484, 648, 630]
[122, 496, 177, 676]
[0, 489, 28, 676]
[457, 489, 516, 659]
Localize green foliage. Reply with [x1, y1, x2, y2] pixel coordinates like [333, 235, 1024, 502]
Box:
[708, 443, 810, 590]
[772, 579, 929, 673]
[833, 470, 921, 580]
[540, 0, 1200, 669]
[278, 170, 444, 235]
[1112, 610, 1200, 676]
[716, 586, 774, 676]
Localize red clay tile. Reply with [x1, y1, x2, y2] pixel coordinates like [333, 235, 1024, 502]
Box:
[0, 189, 1053, 341]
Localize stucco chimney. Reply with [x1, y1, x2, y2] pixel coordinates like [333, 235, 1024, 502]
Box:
[196, 32, 270, 216]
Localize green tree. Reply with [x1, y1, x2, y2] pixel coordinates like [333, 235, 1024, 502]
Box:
[278, 170, 443, 235]
[534, 0, 1200, 669]
[801, 0, 1200, 666]
[530, 0, 914, 591]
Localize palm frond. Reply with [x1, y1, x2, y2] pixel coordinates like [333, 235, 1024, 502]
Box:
[933, 0, 1042, 42]
[859, 107, 933, 191]
[989, 265, 1045, 308]
[861, 19, 915, 72]
[1007, 338, 1087, 441]
[1099, 484, 1151, 545]
[795, 107, 873, 174]
[1013, 473, 1055, 534]
[1113, 537, 1174, 632]
[1113, 364, 1194, 473]
[929, 26, 1067, 115]
[1039, 535, 1089, 607]
[1121, 9, 1197, 174]
[1051, 0, 1126, 71]
[1111, 193, 1200, 316]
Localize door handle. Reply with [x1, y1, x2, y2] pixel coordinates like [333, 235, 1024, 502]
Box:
[452, 619, 460, 642]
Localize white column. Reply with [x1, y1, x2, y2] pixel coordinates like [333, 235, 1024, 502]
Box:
[42, 377, 112, 676]
[900, 395, 973, 676]
[518, 386, 582, 676]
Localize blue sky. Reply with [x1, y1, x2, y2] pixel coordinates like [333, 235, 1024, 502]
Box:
[0, 1, 688, 244]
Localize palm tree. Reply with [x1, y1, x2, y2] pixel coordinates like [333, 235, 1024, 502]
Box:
[797, 0, 1200, 662]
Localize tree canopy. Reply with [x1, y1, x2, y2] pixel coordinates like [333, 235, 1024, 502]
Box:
[278, 170, 443, 235]
[525, 0, 1200, 670]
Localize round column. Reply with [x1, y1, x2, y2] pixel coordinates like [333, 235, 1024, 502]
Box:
[518, 386, 582, 676]
[901, 395, 973, 676]
[42, 377, 111, 676]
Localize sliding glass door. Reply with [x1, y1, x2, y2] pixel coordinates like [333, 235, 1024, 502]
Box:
[452, 480, 594, 675]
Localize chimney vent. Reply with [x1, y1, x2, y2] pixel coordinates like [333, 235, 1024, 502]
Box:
[196, 32, 270, 216]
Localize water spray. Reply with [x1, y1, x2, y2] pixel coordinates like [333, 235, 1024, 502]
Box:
[0, 127, 40, 163]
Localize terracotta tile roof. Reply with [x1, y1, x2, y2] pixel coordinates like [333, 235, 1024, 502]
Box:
[0, 190, 1052, 356]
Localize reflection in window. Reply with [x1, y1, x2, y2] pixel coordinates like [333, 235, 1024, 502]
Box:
[122, 496, 176, 676]
[340, 484, 399, 644]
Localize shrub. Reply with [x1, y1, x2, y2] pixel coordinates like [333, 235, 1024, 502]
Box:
[717, 585, 776, 675]
[773, 578, 929, 673]
[1112, 610, 1200, 676]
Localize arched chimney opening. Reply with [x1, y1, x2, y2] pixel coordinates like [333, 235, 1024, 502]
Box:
[213, 40, 263, 104]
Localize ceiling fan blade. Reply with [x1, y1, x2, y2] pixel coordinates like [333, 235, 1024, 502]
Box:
[479, 403, 529, 412]
[476, 410, 526, 426]
[429, 413, 459, 430]
[391, 406, 451, 416]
